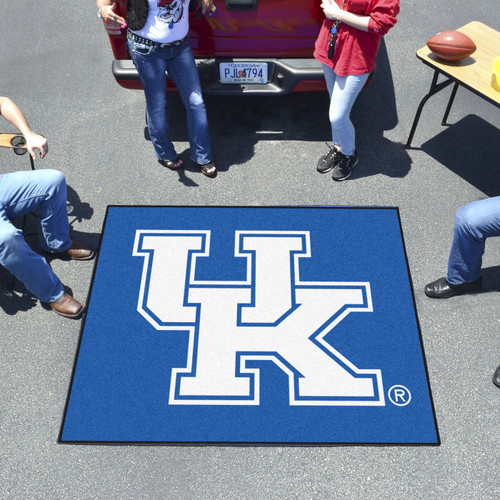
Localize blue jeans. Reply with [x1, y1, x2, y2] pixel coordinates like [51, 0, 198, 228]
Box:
[447, 196, 500, 285]
[323, 65, 369, 156]
[0, 170, 72, 302]
[128, 36, 212, 165]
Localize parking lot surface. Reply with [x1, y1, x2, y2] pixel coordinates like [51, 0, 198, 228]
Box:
[1, 1, 499, 498]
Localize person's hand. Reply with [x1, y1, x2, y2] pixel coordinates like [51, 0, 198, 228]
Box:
[25, 132, 48, 160]
[200, 0, 215, 15]
[321, 0, 343, 21]
[100, 3, 126, 28]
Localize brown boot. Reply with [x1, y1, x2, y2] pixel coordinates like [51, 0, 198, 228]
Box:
[61, 241, 95, 260]
[49, 293, 84, 319]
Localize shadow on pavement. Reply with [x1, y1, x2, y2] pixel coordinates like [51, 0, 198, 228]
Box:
[0, 282, 37, 315]
[160, 39, 410, 179]
[351, 39, 412, 180]
[482, 265, 500, 292]
[421, 114, 500, 196]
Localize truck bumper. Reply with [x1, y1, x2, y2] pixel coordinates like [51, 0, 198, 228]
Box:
[112, 58, 326, 95]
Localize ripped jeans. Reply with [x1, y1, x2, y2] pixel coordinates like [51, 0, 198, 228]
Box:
[128, 35, 212, 165]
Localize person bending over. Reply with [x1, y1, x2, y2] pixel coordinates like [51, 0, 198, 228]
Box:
[0, 96, 94, 319]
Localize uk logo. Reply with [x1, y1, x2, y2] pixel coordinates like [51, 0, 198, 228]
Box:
[60, 206, 439, 444]
[133, 230, 383, 406]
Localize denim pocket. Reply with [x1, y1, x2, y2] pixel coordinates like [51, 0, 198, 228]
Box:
[130, 41, 153, 56]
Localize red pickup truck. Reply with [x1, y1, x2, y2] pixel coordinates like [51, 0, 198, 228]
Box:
[104, 0, 326, 95]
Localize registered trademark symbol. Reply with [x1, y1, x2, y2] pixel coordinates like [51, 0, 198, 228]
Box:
[388, 385, 412, 406]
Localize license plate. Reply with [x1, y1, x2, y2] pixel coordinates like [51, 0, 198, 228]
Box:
[219, 63, 268, 84]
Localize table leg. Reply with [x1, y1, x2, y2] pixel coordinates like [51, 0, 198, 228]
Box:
[406, 71, 455, 148]
[441, 82, 459, 126]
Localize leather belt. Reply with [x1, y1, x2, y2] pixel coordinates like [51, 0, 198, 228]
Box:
[127, 31, 185, 48]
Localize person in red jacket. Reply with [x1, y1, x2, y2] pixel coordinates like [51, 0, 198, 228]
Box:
[314, 0, 399, 181]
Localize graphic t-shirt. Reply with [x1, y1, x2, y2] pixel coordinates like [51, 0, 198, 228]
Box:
[131, 0, 190, 43]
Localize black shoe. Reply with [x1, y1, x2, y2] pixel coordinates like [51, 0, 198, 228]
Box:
[493, 365, 500, 388]
[317, 144, 341, 173]
[332, 151, 358, 181]
[424, 276, 482, 298]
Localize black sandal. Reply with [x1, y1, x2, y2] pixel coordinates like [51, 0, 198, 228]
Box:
[197, 161, 217, 177]
[159, 157, 183, 169]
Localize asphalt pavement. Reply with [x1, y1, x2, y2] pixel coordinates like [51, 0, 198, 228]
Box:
[1, 1, 499, 498]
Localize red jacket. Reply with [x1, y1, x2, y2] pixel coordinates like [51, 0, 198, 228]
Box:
[314, 0, 400, 76]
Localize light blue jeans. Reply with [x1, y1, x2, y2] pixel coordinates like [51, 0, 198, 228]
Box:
[323, 65, 369, 156]
[447, 196, 500, 285]
[0, 169, 72, 302]
[128, 35, 212, 165]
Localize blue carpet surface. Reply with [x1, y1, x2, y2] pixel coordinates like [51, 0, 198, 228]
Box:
[60, 206, 439, 445]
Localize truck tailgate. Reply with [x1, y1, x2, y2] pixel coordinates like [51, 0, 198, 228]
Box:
[189, 0, 323, 58]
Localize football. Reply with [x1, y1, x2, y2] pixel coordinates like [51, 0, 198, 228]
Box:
[426, 30, 476, 62]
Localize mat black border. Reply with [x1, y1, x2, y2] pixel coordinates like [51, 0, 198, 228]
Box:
[58, 205, 441, 447]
